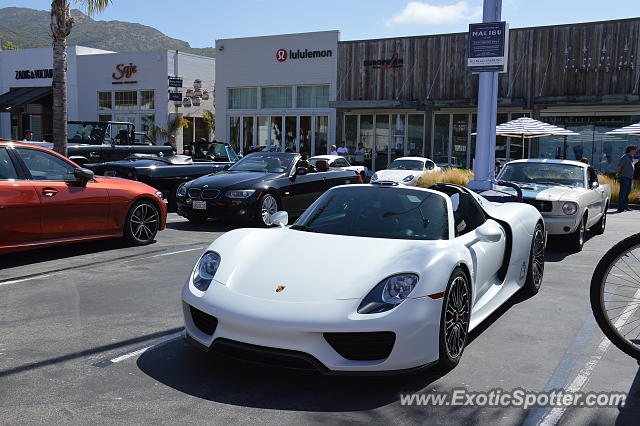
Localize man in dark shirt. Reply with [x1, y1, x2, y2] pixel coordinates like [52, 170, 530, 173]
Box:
[617, 145, 637, 212]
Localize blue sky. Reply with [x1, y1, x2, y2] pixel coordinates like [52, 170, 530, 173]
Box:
[7, 0, 640, 47]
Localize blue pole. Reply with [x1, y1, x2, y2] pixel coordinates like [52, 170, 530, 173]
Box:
[468, 0, 502, 191]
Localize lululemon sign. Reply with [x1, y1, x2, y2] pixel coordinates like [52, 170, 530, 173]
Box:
[276, 49, 288, 62]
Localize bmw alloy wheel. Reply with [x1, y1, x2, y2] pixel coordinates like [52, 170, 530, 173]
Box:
[260, 194, 278, 226]
[129, 202, 159, 243]
[444, 276, 470, 359]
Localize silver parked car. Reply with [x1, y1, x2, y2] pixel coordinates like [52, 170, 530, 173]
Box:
[497, 159, 611, 252]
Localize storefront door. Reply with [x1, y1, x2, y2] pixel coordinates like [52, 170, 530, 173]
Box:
[375, 115, 390, 171]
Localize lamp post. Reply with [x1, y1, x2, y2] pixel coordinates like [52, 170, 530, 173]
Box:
[467, 0, 503, 191]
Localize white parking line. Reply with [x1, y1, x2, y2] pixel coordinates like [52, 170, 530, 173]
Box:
[0, 274, 55, 287]
[539, 287, 640, 425]
[150, 248, 202, 258]
[94, 330, 184, 367]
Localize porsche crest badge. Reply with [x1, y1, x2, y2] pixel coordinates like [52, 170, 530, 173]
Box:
[275, 285, 286, 293]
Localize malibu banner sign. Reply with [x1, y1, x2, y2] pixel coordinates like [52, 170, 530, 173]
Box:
[467, 21, 509, 73]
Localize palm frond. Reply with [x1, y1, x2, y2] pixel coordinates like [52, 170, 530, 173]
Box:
[76, 0, 113, 16]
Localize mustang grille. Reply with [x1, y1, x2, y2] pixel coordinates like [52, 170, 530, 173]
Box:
[523, 198, 552, 213]
[323, 332, 396, 361]
[188, 188, 202, 199]
[189, 306, 218, 335]
[202, 189, 220, 199]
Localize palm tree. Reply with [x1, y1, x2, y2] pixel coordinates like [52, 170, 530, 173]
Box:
[51, 0, 112, 156]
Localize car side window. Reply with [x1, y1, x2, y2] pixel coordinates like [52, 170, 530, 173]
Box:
[0, 148, 19, 180]
[16, 148, 76, 181]
[587, 167, 598, 188]
[337, 158, 350, 167]
[450, 192, 486, 236]
[426, 161, 435, 170]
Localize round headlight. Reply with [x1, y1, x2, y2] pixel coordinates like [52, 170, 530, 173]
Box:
[177, 183, 187, 197]
[192, 251, 221, 291]
[371, 173, 379, 182]
[402, 175, 415, 183]
[562, 202, 578, 215]
[358, 273, 419, 314]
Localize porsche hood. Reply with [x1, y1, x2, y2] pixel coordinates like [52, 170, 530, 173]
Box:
[206, 228, 450, 302]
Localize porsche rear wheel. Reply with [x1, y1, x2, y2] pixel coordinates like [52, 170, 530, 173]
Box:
[439, 267, 471, 369]
[124, 200, 159, 246]
[521, 222, 545, 296]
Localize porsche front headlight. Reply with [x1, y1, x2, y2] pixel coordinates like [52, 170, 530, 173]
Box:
[191, 251, 221, 291]
[177, 183, 187, 197]
[357, 273, 419, 314]
[402, 174, 415, 182]
[562, 202, 578, 215]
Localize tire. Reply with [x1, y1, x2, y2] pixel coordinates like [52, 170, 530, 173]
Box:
[593, 204, 608, 235]
[569, 215, 586, 252]
[256, 193, 279, 227]
[124, 199, 160, 245]
[521, 222, 545, 296]
[438, 267, 471, 369]
[590, 233, 640, 359]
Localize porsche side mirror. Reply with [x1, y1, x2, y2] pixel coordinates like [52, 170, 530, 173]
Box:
[270, 211, 288, 228]
[73, 167, 94, 182]
[476, 222, 502, 243]
[296, 167, 309, 176]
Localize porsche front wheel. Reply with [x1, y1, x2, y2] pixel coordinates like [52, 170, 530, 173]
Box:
[124, 200, 160, 245]
[521, 222, 545, 296]
[439, 267, 471, 369]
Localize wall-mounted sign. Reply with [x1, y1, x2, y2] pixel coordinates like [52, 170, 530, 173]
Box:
[15, 69, 53, 79]
[112, 63, 138, 84]
[363, 53, 403, 69]
[467, 21, 509, 73]
[276, 48, 332, 62]
[169, 92, 182, 101]
[168, 77, 183, 88]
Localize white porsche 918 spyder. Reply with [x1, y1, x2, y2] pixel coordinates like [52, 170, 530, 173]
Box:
[182, 183, 545, 374]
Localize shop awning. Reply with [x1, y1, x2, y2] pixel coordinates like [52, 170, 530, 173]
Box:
[0, 87, 51, 111]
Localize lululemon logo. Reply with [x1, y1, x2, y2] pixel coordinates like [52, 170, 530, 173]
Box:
[276, 49, 288, 62]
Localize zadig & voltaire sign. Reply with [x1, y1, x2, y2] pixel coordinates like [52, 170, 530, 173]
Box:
[15, 69, 53, 79]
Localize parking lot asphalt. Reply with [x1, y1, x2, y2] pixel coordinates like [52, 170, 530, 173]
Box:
[1, 211, 639, 425]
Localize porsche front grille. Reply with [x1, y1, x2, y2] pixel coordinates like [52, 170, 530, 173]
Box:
[189, 306, 218, 335]
[323, 332, 396, 361]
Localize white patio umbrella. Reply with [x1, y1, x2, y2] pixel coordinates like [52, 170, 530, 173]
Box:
[605, 122, 640, 135]
[493, 117, 579, 158]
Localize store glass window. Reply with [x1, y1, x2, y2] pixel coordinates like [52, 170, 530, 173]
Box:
[140, 114, 155, 133]
[297, 85, 329, 108]
[358, 115, 373, 167]
[375, 115, 390, 171]
[140, 90, 155, 110]
[257, 116, 269, 147]
[452, 114, 468, 168]
[229, 116, 241, 153]
[242, 116, 254, 153]
[284, 116, 297, 152]
[271, 116, 283, 150]
[262, 87, 292, 109]
[433, 114, 450, 165]
[390, 114, 406, 163]
[299, 116, 311, 157]
[509, 112, 530, 160]
[98, 114, 112, 122]
[496, 113, 509, 162]
[344, 115, 357, 150]
[316, 116, 329, 157]
[407, 114, 425, 157]
[98, 91, 112, 110]
[114, 91, 137, 110]
[229, 88, 257, 109]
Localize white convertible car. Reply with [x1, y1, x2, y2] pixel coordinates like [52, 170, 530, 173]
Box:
[309, 155, 368, 181]
[497, 159, 611, 252]
[370, 157, 441, 186]
[182, 183, 545, 374]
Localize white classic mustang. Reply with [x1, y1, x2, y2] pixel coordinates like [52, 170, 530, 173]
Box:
[309, 155, 368, 180]
[497, 159, 611, 252]
[182, 183, 545, 374]
[370, 157, 441, 186]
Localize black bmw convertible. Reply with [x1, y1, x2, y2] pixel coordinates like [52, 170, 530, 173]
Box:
[176, 152, 362, 226]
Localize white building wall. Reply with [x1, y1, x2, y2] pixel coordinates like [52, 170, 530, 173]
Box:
[215, 30, 338, 150]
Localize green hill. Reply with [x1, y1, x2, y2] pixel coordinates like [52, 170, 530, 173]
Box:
[0, 7, 215, 57]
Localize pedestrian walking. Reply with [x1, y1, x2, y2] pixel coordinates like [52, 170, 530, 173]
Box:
[616, 145, 637, 212]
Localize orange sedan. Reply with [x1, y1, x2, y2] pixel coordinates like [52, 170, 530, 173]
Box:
[0, 142, 167, 254]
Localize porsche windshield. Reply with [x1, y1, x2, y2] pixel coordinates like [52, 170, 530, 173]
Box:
[499, 163, 585, 187]
[292, 186, 449, 240]
[228, 152, 295, 173]
[388, 159, 424, 171]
